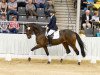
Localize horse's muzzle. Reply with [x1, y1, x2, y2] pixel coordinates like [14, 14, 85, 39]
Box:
[27, 36, 31, 39]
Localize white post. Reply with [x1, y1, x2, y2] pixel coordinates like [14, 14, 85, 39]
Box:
[76, 0, 81, 33]
[5, 54, 12, 61]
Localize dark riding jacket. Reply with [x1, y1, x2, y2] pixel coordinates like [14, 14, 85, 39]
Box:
[48, 15, 58, 31]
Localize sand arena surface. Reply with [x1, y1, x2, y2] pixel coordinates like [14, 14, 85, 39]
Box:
[0, 59, 100, 75]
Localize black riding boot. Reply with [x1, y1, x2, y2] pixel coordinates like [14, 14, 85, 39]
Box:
[47, 35, 52, 46]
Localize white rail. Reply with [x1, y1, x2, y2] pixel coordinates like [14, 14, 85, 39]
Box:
[0, 21, 49, 25]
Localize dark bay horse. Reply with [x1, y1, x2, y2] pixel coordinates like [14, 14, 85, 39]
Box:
[25, 23, 86, 65]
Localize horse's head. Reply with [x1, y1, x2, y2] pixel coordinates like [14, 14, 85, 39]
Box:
[25, 24, 33, 39]
[25, 23, 46, 39]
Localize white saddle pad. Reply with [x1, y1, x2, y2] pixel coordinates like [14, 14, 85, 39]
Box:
[45, 30, 60, 39]
[53, 30, 60, 39]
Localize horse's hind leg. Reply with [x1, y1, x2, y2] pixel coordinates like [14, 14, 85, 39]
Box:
[43, 46, 51, 64]
[71, 45, 81, 65]
[60, 43, 71, 63]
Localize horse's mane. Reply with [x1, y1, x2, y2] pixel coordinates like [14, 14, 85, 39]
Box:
[31, 23, 46, 33]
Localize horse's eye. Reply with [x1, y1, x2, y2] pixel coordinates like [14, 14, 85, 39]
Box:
[27, 27, 31, 30]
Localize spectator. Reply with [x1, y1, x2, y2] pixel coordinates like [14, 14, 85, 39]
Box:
[81, 10, 92, 29]
[92, 11, 99, 22]
[0, 14, 9, 33]
[34, 0, 46, 9]
[45, 0, 54, 17]
[7, 0, 18, 20]
[0, 0, 7, 15]
[81, 0, 88, 10]
[26, 0, 38, 18]
[91, 11, 100, 31]
[9, 16, 20, 33]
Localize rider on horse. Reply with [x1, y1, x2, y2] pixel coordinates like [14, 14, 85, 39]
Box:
[47, 10, 58, 46]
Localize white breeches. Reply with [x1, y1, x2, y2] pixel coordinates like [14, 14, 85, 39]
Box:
[82, 23, 91, 28]
[47, 29, 55, 36]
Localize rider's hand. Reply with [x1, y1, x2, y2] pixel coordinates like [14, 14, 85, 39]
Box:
[45, 25, 48, 30]
[44, 25, 48, 28]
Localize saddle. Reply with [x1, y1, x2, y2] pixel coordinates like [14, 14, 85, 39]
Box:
[46, 30, 60, 39]
[47, 34, 55, 46]
[47, 30, 60, 46]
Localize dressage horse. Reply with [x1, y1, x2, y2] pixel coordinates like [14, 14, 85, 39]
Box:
[25, 23, 86, 65]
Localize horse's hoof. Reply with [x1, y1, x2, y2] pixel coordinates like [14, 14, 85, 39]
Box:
[60, 59, 63, 63]
[78, 62, 80, 65]
[31, 49, 33, 51]
[47, 61, 51, 64]
[28, 57, 31, 62]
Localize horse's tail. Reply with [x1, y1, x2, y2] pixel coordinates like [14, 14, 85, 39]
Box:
[75, 33, 86, 57]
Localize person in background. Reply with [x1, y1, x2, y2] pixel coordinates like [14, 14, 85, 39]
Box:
[26, 0, 38, 19]
[45, 0, 54, 17]
[0, 0, 7, 15]
[91, 11, 100, 28]
[34, 0, 46, 9]
[81, 10, 92, 29]
[9, 16, 20, 33]
[7, 0, 19, 20]
[0, 14, 9, 33]
[81, 0, 88, 10]
[92, 11, 99, 22]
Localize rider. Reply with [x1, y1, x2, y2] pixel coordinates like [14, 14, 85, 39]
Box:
[47, 10, 58, 46]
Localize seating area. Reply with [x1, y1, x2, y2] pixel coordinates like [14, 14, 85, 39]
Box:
[0, 0, 53, 33]
[80, 0, 100, 37]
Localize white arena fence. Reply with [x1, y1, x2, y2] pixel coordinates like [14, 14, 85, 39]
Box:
[0, 21, 49, 25]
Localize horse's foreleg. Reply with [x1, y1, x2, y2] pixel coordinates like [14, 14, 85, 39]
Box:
[28, 45, 42, 61]
[43, 46, 51, 64]
[31, 45, 42, 51]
